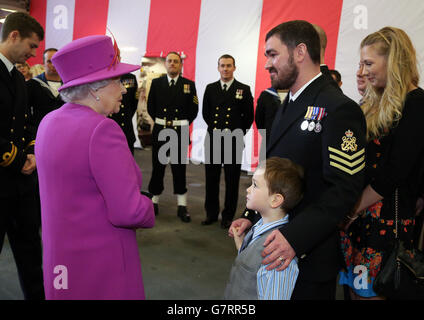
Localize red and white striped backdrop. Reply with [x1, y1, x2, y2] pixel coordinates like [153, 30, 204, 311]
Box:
[28, 0, 424, 171]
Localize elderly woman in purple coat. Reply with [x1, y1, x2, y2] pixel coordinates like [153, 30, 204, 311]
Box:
[35, 35, 155, 300]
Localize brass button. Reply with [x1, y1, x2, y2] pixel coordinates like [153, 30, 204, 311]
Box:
[164, 108, 167, 112]
[214, 121, 217, 124]
[227, 107, 231, 111]
[121, 123, 125, 127]
[12, 116, 15, 120]
[226, 114, 230, 118]
[215, 114, 218, 117]
[176, 109, 178, 112]
[216, 107, 219, 110]
[25, 114, 27, 118]
[174, 127, 177, 130]
[121, 113, 124, 116]
[10, 129, 14, 133]
[22, 138, 25, 141]
[225, 121, 228, 124]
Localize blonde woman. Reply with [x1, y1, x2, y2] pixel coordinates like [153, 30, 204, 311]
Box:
[339, 27, 424, 300]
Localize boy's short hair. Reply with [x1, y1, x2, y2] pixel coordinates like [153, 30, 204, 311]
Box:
[258, 157, 304, 211]
[1, 12, 44, 42]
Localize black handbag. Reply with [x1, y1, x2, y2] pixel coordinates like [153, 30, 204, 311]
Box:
[373, 189, 424, 299]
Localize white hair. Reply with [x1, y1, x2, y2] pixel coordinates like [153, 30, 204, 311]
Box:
[60, 79, 111, 103]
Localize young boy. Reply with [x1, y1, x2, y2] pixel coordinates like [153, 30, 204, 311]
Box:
[224, 157, 304, 300]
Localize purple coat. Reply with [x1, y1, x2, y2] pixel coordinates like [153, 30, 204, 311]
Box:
[35, 103, 155, 300]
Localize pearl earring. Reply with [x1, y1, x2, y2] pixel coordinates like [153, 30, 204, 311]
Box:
[95, 96, 100, 101]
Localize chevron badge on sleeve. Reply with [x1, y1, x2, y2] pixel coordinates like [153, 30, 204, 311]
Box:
[328, 130, 365, 175]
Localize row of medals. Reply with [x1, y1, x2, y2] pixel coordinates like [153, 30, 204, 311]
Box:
[301, 119, 322, 133]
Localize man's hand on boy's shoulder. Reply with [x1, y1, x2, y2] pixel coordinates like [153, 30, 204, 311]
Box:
[262, 230, 296, 272]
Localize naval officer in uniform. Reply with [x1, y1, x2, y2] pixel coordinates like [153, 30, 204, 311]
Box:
[147, 52, 198, 222]
[202, 54, 254, 229]
[110, 72, 139, 155]
[0, 12, 45, 299]
[229, 20, 366, 300]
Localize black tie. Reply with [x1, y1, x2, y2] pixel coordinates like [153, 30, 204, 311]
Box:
[170, 79, 175, 87]
[281, 98, 293, 116]
[223, 84, 227, 92]
[11, 67, 19, 80]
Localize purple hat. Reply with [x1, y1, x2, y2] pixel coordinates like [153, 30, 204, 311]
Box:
[52, 35, 140, 91]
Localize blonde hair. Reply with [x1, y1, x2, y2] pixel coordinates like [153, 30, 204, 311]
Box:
[30, 64, 45, 77]
[360, 27, 419, 140]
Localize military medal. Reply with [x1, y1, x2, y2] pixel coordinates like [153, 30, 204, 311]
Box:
[235, 89, 243, 99]
[314, 108, 326, 133]
[184, 84, 190, 94]
[301, 120, 309, 131]
[309, 107, 320, 131]
[314, 122, 322, 133]
[301, 106, 314, 131]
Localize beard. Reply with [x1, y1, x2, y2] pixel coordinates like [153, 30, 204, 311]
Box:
[270, 54, 298, 90]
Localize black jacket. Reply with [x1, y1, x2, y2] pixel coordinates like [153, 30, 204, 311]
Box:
[0, 62, 36, 196]
[110, 73, 139, 147]
[266, 74, 366, 281]
[148, 75, 198, 123]
[202, 79, 253, 134]
[26, 78, 64, 130]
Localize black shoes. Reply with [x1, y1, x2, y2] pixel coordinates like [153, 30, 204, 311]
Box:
[201, 217, 232, 229]
[154, 204, 190, 222]
[201, 218, 218, 226]
[177, 206, 191, 223]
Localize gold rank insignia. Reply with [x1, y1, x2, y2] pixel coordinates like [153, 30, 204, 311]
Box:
[235, 89, 243, 99]
[26, 140, 35, 149]
[193, 95, 198, 105]
[184, 84, 190, 94]
[0, 143, 17, 167]
[341, 130, 357, 152]
[328, 131, 365, 175]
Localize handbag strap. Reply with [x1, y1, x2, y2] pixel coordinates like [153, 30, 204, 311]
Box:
[394, 188, 402, 283]
[395, 187, 399, 240]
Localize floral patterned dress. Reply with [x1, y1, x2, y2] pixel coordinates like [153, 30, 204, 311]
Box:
[339, 136, 416, 297]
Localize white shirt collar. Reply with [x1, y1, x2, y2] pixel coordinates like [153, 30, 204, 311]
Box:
[289, 72, 322, 102]
[167, 74, 180, 85]
[0, 52, 14, 74]
[220, 78, 234, 90]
